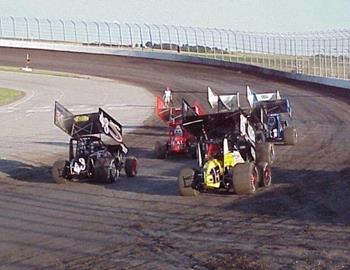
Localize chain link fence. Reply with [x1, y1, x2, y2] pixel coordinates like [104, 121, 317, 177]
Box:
[1, 17, 349, 80]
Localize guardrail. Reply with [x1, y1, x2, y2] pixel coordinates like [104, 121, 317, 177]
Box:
[0, 17, 349, 80]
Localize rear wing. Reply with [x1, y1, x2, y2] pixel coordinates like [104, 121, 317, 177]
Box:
[183, 110, 255, 146]
[208, 87, 240, 112]
[155, 95, 170, 122]
[54, 101, 123, 143]
[156, 95, 205, 123]
[246, 85, 291, 116]
[246, 85, 281, 108]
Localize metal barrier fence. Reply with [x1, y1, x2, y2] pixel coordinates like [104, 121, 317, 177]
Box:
[0, 17, 349, 80]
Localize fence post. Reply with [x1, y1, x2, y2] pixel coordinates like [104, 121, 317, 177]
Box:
[248, 33, 252, 64]
[341, 37, 346, 80]
[222, 29, 231, 62]
[181, 26, 189, 53]
[47, 19, 53, 40]
[59, 19, 66, 41]
[208, 28, 216, 59]
[260, 35, 265, 67]
[323, 39, 327, 77]
[82, 21, 89, 44]
[215, 28, 224, 60]
[125, 23, 133, 47]
[24, 17, 29, 39]
[10, 16, 16, 38]
[135, 24, 143, 49]
[71, 20, 77, 42]
[114, 22, 122, 47]
[335, 37, 340, 78]
[172, 25, 180, 52]
[282, 35, 288, 71]
[34, 17, 40, 39]
[229, 30, 238, 62]
[104, 22, 112, 46]
[164, 24, 172, 51]
[198, 28, 207, 55]
[153, 24, 162, 50]
[94, 22, 101, 45]
[190, 27, 199, 54]
[145, 24, 153, 49]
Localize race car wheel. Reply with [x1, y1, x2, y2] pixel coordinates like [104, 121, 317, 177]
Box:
[154, 141, 166, 159]
[125, 156, 138, 177]
[255, 142, 274, 165]
[284, 127, 297, 145]
[108, 159, 119, 183]
[52, 160, 69, 184]
[178, 168, 199, 196]
[232, 162, 258, 195]
[257, 162, 272, 187]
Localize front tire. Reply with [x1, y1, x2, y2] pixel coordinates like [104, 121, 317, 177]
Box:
[52, 160, 69, 184]
[178, 168, 199, 196]
[232, 162, 258, 195]
[257, 162, 272, 187]
[255, 142, 274, 165]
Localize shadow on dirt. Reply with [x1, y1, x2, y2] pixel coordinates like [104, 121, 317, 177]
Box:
[33, 141, 69, 147]
[223, 166, 350, 225]
[0, 159, 51, 183]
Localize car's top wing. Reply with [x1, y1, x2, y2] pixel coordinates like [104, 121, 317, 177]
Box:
[246, 85, 291, 116]
[208, 87, 240, 112]
[54, 101, 123, 143]
[183, 110, 242, 139]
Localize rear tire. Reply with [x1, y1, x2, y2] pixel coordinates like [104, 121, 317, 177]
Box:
[125, 156, 138, 177]
[255, 142, 274, 165]
[178, 168, 199, 196]
[52, 160, 69, 184]
[257, 162, 272, 187]
[232, 162, 258, 195]
[284, 127, 297, 145]
[154, 141, 166, 159]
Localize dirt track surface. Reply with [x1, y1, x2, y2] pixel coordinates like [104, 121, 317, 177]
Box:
[0, 47, 349, 269]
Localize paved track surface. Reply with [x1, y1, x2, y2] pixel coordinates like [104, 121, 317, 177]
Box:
[0, 47, 349, 269]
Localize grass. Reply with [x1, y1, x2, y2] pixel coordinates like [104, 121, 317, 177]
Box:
[0, 65, 84, 79]
[0, 88, 25, 106]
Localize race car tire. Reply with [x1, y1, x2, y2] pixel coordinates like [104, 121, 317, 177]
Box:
[255, 142, 274, 165]
[125, 156, 138, 177]
[52, 160, 69, 184]
[154, 141, 166, 159]
[232, 162, 258, 195]
[108, 159, 120, 183]
[284, 127, 297, 145]
[257, 162, 272, 187]
[178, 168, 199, 196]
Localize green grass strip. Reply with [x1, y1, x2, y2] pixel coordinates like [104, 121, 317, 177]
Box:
[0, 88, 25, 106]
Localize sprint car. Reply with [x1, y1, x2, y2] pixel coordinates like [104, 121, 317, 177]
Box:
[51, 101, 137, 184]
[154, 94, 204, 159]
[246, 85, 297, 145]
[177, 88, 274, 196]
